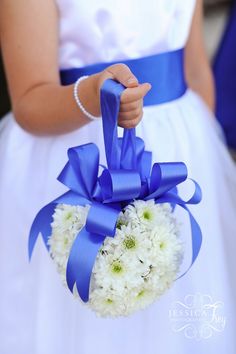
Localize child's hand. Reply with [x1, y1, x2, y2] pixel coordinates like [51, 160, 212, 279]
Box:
[97, 64, 151, 128]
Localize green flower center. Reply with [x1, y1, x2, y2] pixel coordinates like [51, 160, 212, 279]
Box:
[111, 261, 123, 275]
[106, 298, 113, 304]
[123, 236, 136, 250]
[116, 219, 126, 230]
[63, 238, 69, 246]
[137, 290, 145, 298]
[159, 241, 166, 250]
[65, 212, 73, 221]
[143, 210, 152, 220]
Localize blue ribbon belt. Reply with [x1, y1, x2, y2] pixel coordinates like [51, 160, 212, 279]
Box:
[60, 48, 187, 106]
[29, 77, 202, 303]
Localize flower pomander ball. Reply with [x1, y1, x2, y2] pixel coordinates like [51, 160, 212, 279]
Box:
[48, 199, 184, 317]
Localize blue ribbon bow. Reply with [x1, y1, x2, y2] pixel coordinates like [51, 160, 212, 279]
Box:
[29, 79, 202, 302]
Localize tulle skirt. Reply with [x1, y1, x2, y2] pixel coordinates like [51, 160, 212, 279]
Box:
[0, 89, 236, 354]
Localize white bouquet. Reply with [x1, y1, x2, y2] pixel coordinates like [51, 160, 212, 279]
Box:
[48, 199, 183, 317]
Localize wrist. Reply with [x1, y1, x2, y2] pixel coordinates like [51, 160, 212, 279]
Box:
[76, 74, 101, 117]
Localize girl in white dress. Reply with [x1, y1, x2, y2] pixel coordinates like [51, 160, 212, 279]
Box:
[0, 1, 236, 353]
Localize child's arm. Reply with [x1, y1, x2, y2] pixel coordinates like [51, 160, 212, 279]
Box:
[0, 1, 150, 135]
[185, 0, 215, 112]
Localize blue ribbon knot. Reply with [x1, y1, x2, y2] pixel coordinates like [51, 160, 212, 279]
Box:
[29, 79, 202, 303]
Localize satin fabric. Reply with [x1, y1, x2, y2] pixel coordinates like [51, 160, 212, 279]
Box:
[60, 49, 187, 106]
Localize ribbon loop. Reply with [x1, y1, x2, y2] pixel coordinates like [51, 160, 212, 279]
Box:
[147, 162, 188, 199]
[99, 169, 141, 202]
[58, 144, 99, 197]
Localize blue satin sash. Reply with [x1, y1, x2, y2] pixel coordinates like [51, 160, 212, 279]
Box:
[60, 48, 187, 106]
[29, 78, 202, 303]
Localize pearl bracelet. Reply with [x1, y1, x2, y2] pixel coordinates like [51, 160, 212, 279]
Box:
[73, 75, 101, 121]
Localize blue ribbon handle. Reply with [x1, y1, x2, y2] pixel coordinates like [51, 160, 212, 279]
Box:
[101, 79, 139, 170]
[100, 80, 124, 169]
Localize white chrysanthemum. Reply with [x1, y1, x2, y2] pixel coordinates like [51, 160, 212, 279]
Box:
[48, 199, 184, 317]
[48, 204, 90, 284]
[51, 204, 89, 233]
[89, 288, 126, 317]
[93, 253, 133, 291]
[126, 286, 158, 314]
[150, 225, 183, 267]
[109, 223, 152, 260]
[123, 200, 172, 230]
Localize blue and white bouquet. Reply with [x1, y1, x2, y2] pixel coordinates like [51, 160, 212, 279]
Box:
[29, 79, 202, 317]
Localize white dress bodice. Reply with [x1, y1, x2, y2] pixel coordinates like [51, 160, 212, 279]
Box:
[56, 0, 196, 69]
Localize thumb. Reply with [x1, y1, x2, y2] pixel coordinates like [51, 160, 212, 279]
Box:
[103, 63, 139, 88]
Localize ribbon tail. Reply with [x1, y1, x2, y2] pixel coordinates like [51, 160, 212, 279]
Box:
[66, 227, 105, 302]
[28, 203, 56, 260]
[176, 204, 202, 278]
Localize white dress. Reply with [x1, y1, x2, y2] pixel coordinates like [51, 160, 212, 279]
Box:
[0, 1, 236, 353]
